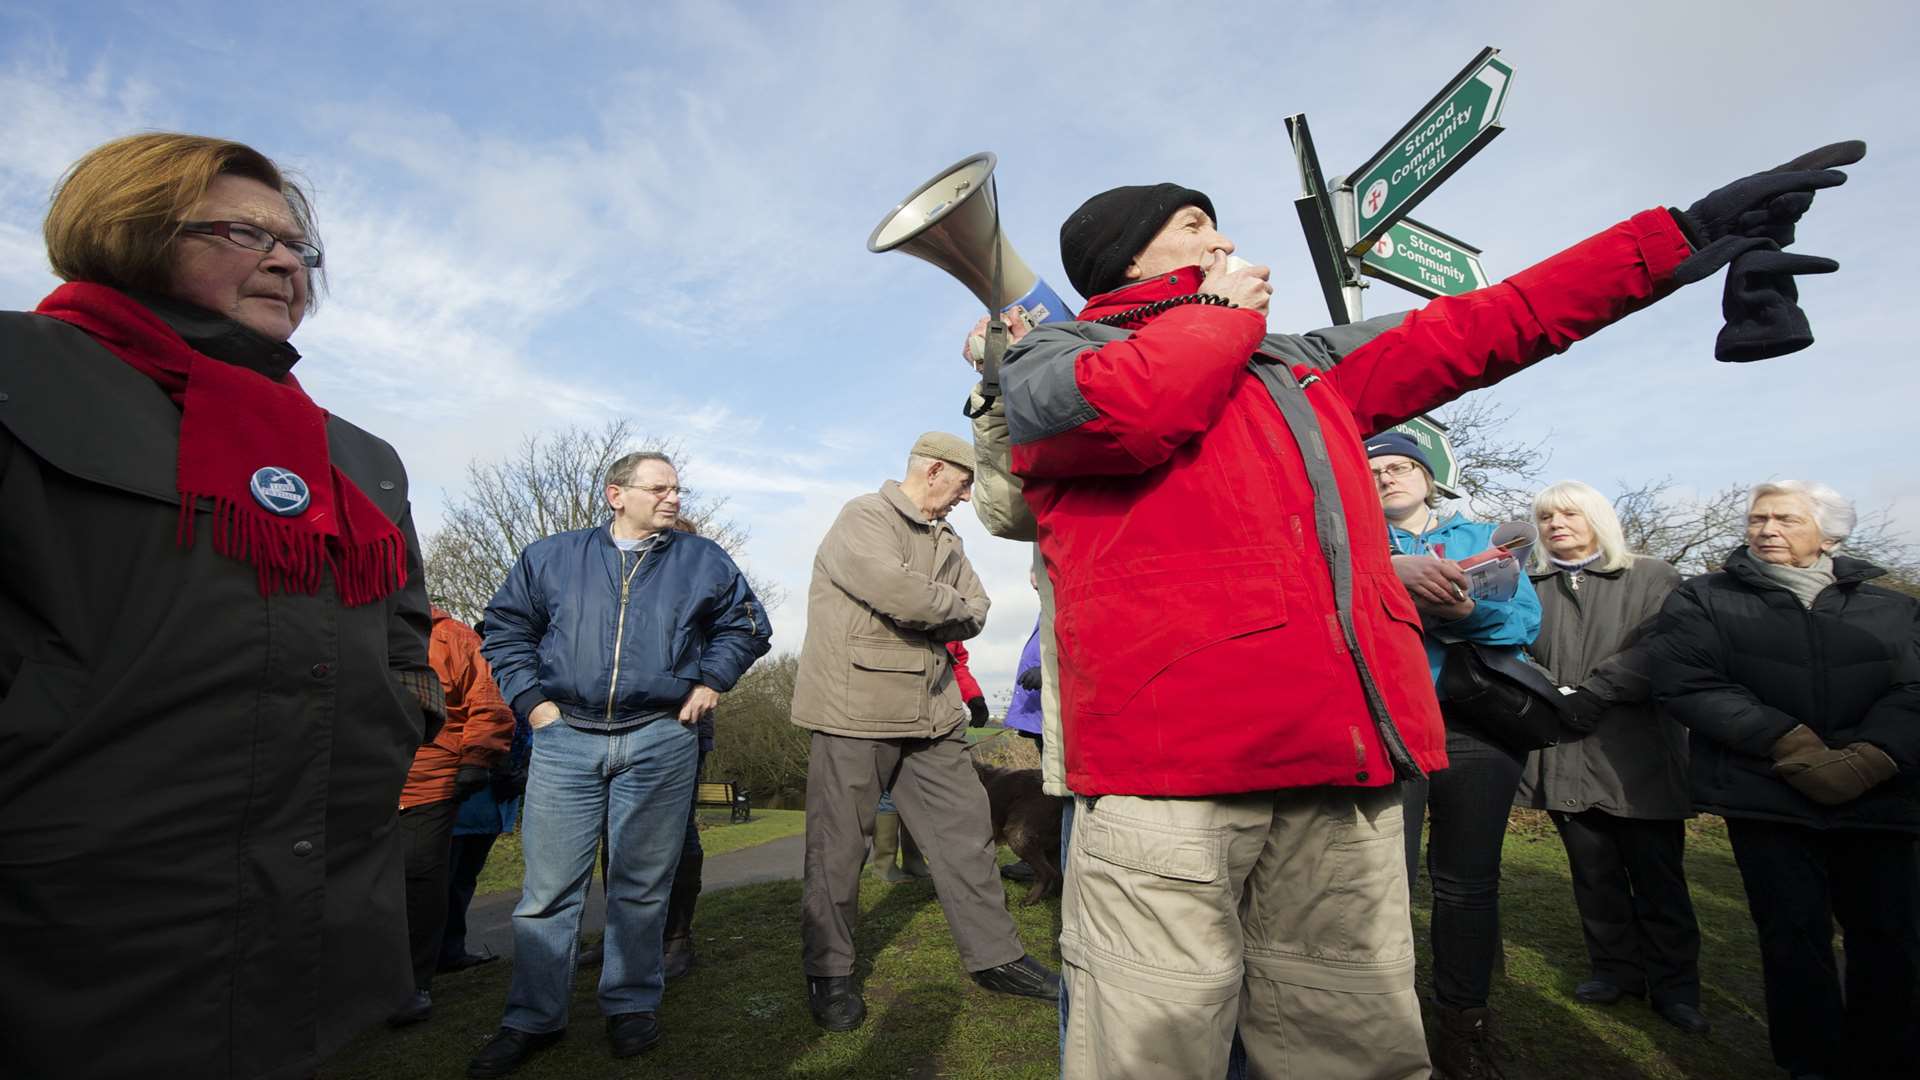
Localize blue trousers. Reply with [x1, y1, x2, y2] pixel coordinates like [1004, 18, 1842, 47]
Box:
[502, 719, 696, 1032]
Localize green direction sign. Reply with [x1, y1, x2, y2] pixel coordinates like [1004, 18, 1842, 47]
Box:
[1362, 218, 1487, 299]
[1351, 48, 1513, 252]
[1387, 414, 1458, 494]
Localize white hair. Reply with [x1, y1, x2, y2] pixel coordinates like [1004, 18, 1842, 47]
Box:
[1750, 480, 1856, 545]
[1530, 480, 1634, 573]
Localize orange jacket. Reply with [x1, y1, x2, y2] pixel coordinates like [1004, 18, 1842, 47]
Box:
[399, 608, 516, 809]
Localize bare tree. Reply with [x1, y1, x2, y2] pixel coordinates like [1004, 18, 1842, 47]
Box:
[1429, 399, 1919, 594]
[422, 420, 782, 623]
[1610, 478, 1918, 592]
[1430, 395, 1551, 522]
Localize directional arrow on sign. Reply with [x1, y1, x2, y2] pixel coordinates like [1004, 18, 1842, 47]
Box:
[1350, 47, 1513, 252]
[1362, 218, 1488, 299]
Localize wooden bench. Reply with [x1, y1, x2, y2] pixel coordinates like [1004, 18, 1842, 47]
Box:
[696, 779, 751, 823]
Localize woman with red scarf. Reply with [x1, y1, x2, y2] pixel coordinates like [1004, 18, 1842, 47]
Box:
[0, 133, 440, 1079]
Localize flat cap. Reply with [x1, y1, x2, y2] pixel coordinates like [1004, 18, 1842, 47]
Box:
[910, 431, 974, 472]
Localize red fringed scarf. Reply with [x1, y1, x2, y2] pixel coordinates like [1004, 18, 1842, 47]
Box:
[36, 282, 406, 606]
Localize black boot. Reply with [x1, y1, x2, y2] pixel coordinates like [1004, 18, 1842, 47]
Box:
[663, 934, 697, 979]
[1432, 1004, 1506, 1080]
[808, 975, 867, 1031]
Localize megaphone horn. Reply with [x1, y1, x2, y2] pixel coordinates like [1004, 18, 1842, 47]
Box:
[868, 152, 1071, 329]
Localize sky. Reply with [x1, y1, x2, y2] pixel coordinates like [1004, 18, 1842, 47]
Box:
[3, 0, 1916, 695]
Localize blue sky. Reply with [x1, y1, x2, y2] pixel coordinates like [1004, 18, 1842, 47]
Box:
[3, 0, 1916, 694]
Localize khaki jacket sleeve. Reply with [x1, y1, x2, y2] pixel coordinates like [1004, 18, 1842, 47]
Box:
[927, 544, 990, 644]
[820, 500, 979, 633]
[968, 385, 1037, 541]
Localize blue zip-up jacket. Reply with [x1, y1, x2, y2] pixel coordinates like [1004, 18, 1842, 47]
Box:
[1387, 510, 1541, 689]
[481, 524, 772, 727]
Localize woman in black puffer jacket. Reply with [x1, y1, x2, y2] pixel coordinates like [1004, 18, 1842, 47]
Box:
[1648, 480, 1920, 1080]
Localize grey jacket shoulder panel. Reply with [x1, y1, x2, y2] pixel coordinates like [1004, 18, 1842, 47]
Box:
[1255, 311, 1411, 373]
[1003, 323, 1114, 445]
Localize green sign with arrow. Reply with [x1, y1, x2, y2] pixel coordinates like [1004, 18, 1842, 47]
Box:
[1362, 218, 1488, 299]
[1351, 48, 1513, 252]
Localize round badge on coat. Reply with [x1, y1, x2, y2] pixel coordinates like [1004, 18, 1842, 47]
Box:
[249, 466, 312, 516]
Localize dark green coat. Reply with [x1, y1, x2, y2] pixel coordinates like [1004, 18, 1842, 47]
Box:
[1515, 555, 1692, 819]
[0, 304, 434, 1079]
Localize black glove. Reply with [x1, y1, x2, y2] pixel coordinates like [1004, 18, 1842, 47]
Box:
[1017, 666, 1043, 692]
[1558, 687, 1608, 734]
[1713, 247, 1840, 362]
[966, 696, 990, 728]
[453, 764, 491, 802]
[1671, 140, 1864, 284]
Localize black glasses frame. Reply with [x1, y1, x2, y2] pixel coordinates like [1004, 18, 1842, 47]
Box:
[178, 220, 324, 268]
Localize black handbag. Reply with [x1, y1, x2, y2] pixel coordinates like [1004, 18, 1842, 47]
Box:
[1437, 641, 1570, 755]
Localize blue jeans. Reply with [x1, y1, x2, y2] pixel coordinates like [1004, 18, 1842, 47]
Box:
[502, 718, 697, 1032]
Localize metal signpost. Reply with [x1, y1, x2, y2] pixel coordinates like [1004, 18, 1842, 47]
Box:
[1361, 219, 1488, 299]
[1350, 48, 1513, 252]
[1285, 114, 1358, 325]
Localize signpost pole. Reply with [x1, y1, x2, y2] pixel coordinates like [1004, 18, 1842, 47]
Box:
[1331, 178, 1365, 322]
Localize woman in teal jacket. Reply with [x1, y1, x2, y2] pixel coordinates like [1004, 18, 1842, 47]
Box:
[1370, 432, 1541, 1079]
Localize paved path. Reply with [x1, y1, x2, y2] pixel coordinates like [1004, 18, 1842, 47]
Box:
[463, 833, 805, 961]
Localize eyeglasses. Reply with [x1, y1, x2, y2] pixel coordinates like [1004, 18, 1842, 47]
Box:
[623, 484, 682, 498]
[178, 220, 324, 268]
[1371, 461, 1420, 481]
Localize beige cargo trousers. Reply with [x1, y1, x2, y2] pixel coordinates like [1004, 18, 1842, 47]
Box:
[1059, 785, 1430, 1079]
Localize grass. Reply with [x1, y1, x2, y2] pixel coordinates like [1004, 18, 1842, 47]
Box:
[325, 815, 1777, 1079]
[474, 809, 807, 897]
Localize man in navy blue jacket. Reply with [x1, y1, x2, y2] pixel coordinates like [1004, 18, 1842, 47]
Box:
[468, 451, 771, 1076]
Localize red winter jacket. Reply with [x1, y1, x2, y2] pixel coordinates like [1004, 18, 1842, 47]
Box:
[1004, 209, 1690, 797]
[946, 640, 983, 702]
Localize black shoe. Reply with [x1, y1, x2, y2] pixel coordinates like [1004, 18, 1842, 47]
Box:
[970, 954, 1061, 1000]
[385, 990, 432, 1027]
[1573, 978, 1629, 1005]
[664, 936, 696, 980]
[607, 1012, 661, 1057]
[1654, 1000, 1712, 1034]
[437, 948, 499, 974]
[999, 860, 1036, 883]
[808, 975, 867, 1031]
[467, 1027, 564, 1078]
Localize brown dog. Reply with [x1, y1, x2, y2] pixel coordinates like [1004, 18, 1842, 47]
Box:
[972, 760, 1064, 905]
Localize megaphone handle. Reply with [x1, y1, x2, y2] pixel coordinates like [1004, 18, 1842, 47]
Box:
[981, 316, 1007, 397]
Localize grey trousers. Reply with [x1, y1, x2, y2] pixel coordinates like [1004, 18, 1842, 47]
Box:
[801, 726, 1025, 977]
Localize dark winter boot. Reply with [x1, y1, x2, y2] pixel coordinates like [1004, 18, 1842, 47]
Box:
[1432, 1004, 1507, 1080]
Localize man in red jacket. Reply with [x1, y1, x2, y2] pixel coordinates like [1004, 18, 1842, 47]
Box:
[1001, 146, 1860, 1078]
[387, 606, 516, 1026]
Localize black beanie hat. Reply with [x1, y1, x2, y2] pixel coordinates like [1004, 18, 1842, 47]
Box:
[1059, 183, 1215, 300]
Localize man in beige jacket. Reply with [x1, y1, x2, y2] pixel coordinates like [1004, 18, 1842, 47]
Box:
[793, 432, 1061, 1031]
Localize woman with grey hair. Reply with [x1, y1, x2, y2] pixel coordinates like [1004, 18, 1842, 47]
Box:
[1648, 480, 1920, 1079]
[1515, 482, 1705, 1033]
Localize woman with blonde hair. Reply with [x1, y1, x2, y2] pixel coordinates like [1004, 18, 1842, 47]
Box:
[0, 133, 437, 1077]
[1516, 481, 1705, 1033]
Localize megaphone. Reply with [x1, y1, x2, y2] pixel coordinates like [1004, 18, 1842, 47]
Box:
[868, 152, 1071, 393]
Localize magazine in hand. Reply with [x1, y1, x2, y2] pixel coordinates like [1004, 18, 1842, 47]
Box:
[1452, 522, 1538, 604]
